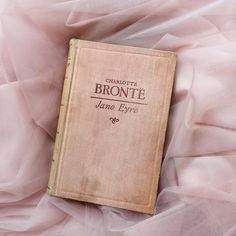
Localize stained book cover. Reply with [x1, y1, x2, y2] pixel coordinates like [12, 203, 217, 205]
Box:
[47, 39, 176, 214]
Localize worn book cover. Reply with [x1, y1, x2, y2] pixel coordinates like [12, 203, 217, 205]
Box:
[47, 39, 176, 214]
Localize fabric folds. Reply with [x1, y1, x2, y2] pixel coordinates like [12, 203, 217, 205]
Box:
[1, 0, 236, 235]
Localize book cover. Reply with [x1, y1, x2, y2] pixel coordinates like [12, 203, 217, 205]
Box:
[47, 39, 176, 214]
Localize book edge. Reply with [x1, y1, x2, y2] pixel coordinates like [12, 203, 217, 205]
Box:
[47, 38, 78, 196]
[78, 39, 177, 57]
[147, 53, 177, 214]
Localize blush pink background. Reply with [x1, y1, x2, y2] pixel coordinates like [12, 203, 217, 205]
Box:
[1, 0, 236, 235]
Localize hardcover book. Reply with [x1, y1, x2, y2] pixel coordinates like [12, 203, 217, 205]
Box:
[47, 39, 176, 214]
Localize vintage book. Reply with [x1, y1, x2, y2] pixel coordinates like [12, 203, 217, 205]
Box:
[47, 39, 176, 214]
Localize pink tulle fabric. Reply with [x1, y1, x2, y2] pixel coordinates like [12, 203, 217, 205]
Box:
[1, 0, 236, 235]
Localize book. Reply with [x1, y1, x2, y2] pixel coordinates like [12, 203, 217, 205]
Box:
[47, 39, 176, 214]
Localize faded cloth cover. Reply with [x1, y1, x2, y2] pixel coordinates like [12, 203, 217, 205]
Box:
[47, 39, 176, 214]
[1, 0, 236, 235]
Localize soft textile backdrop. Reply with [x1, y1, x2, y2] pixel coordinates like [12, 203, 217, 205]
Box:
[1, 0, 236, 235]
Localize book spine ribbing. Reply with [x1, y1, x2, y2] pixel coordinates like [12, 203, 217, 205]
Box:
[47, 39, 78, 195]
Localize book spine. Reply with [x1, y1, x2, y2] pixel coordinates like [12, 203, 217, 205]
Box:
[47, 38, 78, 195]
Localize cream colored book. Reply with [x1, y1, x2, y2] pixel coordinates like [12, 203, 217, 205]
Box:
[47, 39, 176, 214]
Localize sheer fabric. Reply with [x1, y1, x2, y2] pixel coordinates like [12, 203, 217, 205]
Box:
[1, 0, 236, 235]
